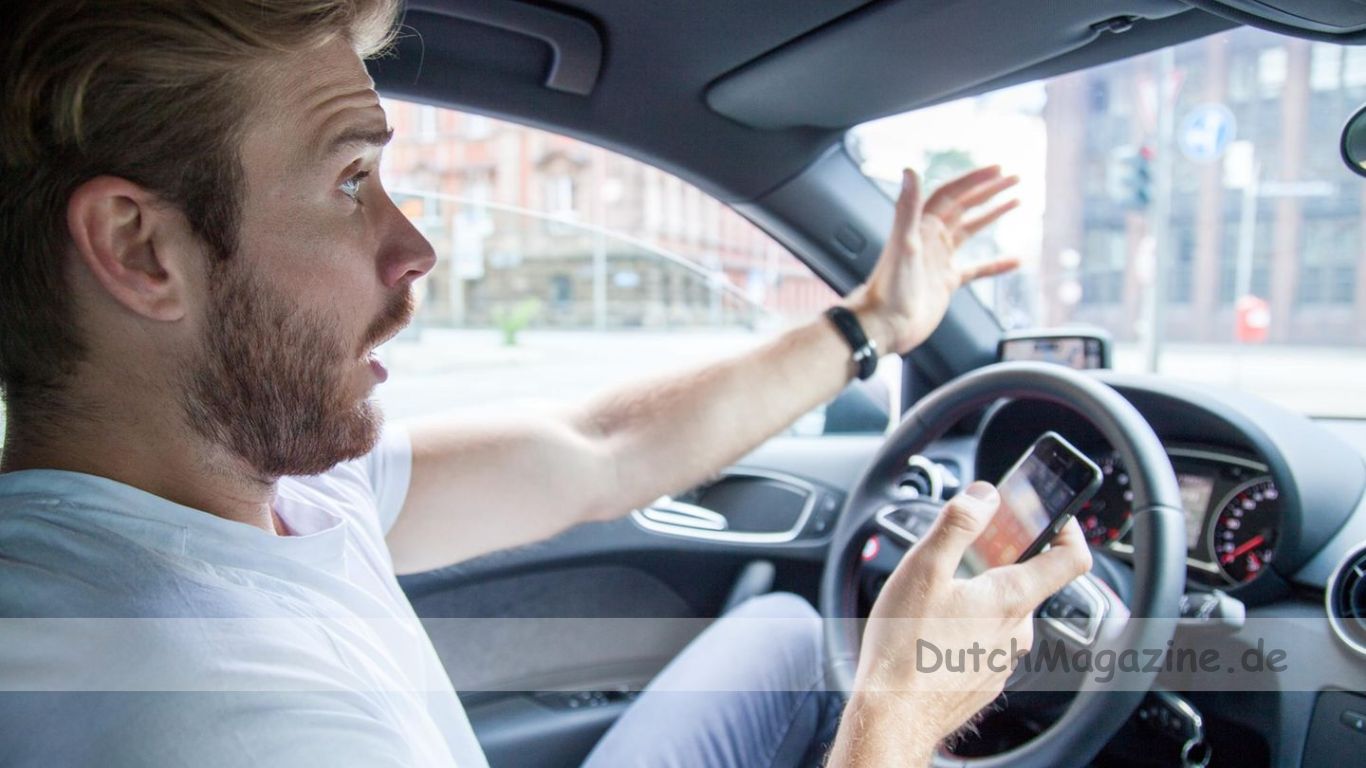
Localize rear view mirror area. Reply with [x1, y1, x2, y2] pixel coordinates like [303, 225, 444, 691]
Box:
[1342, 103, 1366, 178]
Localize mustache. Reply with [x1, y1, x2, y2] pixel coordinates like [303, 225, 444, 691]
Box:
[360, 288, 415, 353]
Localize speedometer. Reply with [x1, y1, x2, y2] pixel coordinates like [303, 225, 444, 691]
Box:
[1209, 477, 1279, 584]
[1079, 452, 1132, 547]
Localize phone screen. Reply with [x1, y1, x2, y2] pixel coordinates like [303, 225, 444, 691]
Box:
[962, 433, 1101, 572]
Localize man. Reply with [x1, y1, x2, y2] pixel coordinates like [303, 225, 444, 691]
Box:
[0, 1, 1091, 766]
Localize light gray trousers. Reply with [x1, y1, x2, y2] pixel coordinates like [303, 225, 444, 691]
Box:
[581, 593, 845, 768]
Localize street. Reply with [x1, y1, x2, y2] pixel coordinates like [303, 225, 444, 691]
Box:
[375, 328, 1366, 422]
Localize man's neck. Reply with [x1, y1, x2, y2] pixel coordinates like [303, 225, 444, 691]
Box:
[2, 403, 282, 534]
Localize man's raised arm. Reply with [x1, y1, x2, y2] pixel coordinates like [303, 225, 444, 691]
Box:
[385, 166, 1019, 573]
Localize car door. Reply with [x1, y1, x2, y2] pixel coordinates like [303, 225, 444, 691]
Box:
[398, 433, 896, 768]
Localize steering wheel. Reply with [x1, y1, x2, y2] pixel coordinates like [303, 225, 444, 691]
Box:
[820, 362, 1186, 767]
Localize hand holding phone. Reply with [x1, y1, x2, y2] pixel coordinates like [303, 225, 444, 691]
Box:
[962, 431, 1102, 573]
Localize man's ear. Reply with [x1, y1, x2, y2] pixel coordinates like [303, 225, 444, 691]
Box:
[66, 176, 194, 322]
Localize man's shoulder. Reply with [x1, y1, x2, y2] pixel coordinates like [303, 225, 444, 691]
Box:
[0, 497, 283, 621]
[0, 500, 183, 616]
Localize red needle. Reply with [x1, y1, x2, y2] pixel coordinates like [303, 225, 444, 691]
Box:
[1222, 533, 1266, 564]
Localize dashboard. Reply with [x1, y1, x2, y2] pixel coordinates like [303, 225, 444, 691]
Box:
[1080, 446, 1280, 587]
[970, 372, 1365, 605]
[743, 369, 1366, 766]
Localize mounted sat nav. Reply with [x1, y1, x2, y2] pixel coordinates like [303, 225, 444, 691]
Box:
[998, 328, 1112, 370]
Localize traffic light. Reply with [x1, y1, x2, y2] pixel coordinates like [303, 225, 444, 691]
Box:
[1107, 145, 1153, 210]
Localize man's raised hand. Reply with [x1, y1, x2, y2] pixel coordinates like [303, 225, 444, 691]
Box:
[846, 166, 1021, 356]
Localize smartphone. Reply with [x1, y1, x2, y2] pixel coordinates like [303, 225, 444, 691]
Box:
[963, 431, 1103, 572]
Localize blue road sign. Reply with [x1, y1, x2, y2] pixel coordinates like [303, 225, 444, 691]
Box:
[1179, 104, 1237, 163]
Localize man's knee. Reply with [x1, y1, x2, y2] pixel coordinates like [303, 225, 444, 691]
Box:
[719, 592, 824, 685]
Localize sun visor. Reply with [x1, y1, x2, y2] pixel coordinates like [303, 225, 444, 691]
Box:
[705, 0, 1206, 130]
[1183, 0, 1366, 41]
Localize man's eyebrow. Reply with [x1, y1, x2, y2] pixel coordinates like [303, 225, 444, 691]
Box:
[322, 126, 395, 158]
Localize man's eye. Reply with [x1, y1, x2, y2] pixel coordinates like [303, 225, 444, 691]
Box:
[340, 170, 371, 202]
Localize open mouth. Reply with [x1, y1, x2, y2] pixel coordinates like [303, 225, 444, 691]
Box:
[364, 352, 388, 383]
[359, 328, 400, 384]
[356, 290, 415, 371]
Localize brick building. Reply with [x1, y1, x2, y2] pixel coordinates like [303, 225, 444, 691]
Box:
[1039, 28, 1366, 345]
[379, 101, 836, 331]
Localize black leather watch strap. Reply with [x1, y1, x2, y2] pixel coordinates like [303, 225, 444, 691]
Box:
[824, 306, 878, 380]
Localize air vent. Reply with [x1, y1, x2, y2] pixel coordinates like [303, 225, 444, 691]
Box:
[1327, 545, 1366, 656]
[894, 456, 961, 501]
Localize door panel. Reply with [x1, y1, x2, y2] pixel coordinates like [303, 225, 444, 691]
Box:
[412, 564, 698, 695]
[398, 434, 887, 768]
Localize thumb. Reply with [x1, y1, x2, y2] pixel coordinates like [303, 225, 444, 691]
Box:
[917, 481, 998, 578]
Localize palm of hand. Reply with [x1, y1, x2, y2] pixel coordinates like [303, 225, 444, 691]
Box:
[855, 166, 1021, 355]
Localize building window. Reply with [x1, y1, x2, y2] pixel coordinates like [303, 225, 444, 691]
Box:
[1310, 44, 1342, 92]
[1079, 230, 1125, 306]
[418, 105, 438, 142]
[1298, 219, 1359, 306]
[1346, 48, 1366, 92]
[1088, 81, 1109, 113]
[1228, 56, 1254, 103]
[1256, 47, 1287, 99]
[543, 175, 575, 218]
[462, 114, 492, 140]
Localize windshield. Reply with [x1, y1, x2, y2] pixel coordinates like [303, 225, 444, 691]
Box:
[851, 26, 1366, 418]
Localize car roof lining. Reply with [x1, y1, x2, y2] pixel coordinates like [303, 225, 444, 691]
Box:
[372, 0, 870, 205]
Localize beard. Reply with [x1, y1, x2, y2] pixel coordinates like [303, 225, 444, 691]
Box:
[181, 260, 412, 479]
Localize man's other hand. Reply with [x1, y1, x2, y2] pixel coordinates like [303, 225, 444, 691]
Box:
[854, 481, 1093, 748]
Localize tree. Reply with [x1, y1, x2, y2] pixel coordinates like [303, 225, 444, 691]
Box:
[923, 148, 977, 191]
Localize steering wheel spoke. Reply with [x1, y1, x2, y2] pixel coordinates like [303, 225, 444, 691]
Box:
[873, 501, 940, 548]
[1037, 572, 1122, 648]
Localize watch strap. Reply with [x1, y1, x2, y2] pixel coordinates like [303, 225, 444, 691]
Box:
[824, 306, 878, 380]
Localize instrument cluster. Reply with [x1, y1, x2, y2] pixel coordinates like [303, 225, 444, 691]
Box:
[1079, 446, 1281, 586]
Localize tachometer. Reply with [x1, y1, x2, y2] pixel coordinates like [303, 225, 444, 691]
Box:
[1079, 452, 1133, 547]
[1209, 477, 1279, 584]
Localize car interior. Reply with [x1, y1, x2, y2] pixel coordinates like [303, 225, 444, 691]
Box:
[353, 1, 1366, 766]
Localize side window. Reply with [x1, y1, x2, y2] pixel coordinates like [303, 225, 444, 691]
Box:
[376, 99, 899, 434]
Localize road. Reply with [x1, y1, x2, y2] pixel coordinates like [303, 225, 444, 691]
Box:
[0, 330, 1357, 451]
[374, 328, 1366, 422]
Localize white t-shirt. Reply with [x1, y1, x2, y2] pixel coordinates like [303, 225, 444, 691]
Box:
[0, 427, 489, 768]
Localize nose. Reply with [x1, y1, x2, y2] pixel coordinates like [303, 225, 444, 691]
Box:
[379, 197, 437, 287]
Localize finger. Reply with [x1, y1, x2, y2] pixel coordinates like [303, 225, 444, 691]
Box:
[955, 175, 1020, 216]
[912, 482, 999, 578]
[983, 517, 1094, 615]
[956, 199, 1020, 243]
[936, 176, 1019, 227]
[924, 165, 1002, 217]
[958, 257, 1019, 283]
[890, 168, 923, 243]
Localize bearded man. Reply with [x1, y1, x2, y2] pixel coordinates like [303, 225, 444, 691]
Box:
[0, 2, 1091, 766]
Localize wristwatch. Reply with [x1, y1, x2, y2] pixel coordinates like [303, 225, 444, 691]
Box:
[824, 306, 878, 380]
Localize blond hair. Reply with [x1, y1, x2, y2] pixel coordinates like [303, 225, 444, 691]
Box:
[0, 0, 401, 409]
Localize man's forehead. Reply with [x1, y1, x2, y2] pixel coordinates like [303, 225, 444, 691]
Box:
[307, 87, 390, 158]
[247, 38, 389, 166]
